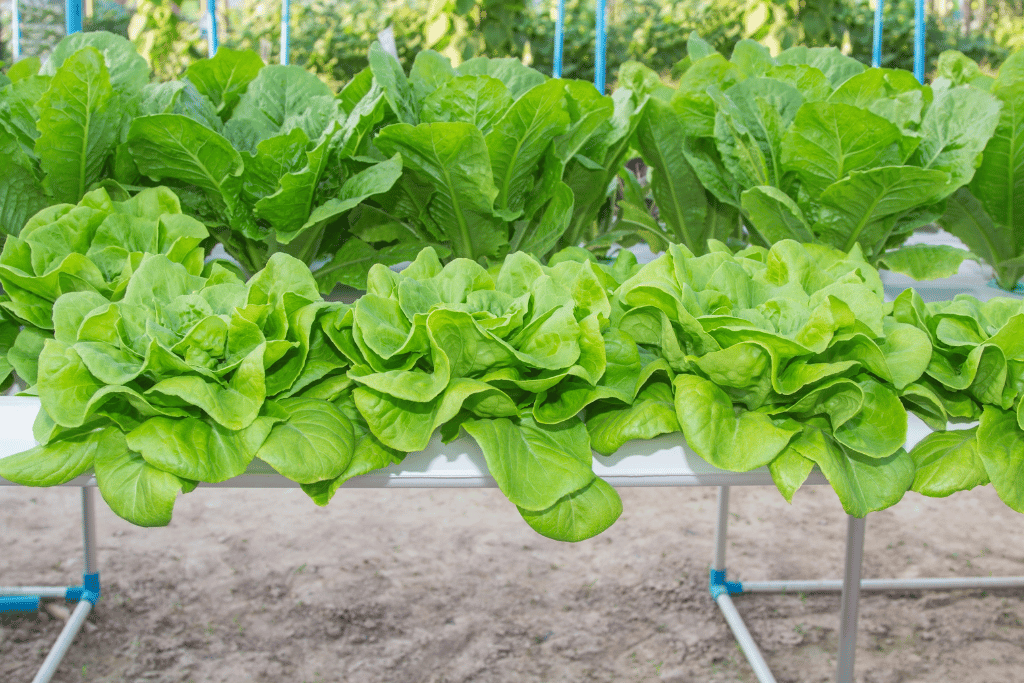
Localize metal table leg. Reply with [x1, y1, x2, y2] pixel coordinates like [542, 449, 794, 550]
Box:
[836, 515, 867, 683]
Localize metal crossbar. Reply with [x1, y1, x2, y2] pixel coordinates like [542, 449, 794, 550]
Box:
[0, 488, 101, 683]
[709, 485, 1024, 682]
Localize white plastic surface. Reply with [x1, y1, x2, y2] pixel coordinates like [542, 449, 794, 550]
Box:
[0, 398, 940, 490]
[879, 229, 1023, 303]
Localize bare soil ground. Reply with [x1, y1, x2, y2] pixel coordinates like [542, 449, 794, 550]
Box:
[2, 481, 1023, 683]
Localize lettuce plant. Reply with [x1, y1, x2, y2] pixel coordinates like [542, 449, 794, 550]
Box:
[125, 46, 402, 279]
[602, 239, 932, 516]
[892, 289, 1024, 512]
[0, 32, 150, 239]
[0, 186, 209, 385]
[666, 36, 1002, 277]
[317, 44, 648, 291]
[324, 246, 641, 541]
[0, 252, 362, 525]
[614, 60, 742, 256]
[936, 50, 1024, 291]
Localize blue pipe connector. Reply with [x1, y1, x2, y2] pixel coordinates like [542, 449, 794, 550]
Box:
[709, 568, 744, 600]
[66, 572, 101, 605]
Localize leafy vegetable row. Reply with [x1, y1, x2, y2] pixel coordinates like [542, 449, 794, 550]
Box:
[620, 35, 1009, 285]
[0, 31, 648, 292]
[2, 185, 1021, 540]
[4, 31, 1024, 297]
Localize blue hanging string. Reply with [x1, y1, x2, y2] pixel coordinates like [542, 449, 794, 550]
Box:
[872, 0, 884, 68]
[65, 0, 82, 34]
[594, 0, 606, 94]
[553, 0, 565, 78]
[913, 0, 925, 82]
[207, 0, 219, 57]
[11, 0, 21, 59]
[280, 0, 290, 65]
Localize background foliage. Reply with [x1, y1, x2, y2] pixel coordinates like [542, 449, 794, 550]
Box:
[4, 0, 1022, 85]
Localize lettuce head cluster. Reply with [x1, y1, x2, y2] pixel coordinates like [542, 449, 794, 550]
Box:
[0, 252, 359, 526]
[606, 239, 933, 516]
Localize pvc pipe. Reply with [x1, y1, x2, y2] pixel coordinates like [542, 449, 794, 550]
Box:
[872, 0, 883, 68]
[0, 587, 72, 599]
[280, 0, 290, 65]
[594, 0, 606, 94]
[713, 486, 730, 572]
[65, 0, 82, 34]
[913, 0, 925, 82]
[207, 0, 218, 57]
[553, 0, 565, 78]
[836, 516, 866, 683]
[741, 576, 1024, 593]
[0, 595, 39, 613]
[714, 593, 778, 683]
[82, 488, 97, 575]
[11, 0, 20, 60]
[31, 600, 93, 683]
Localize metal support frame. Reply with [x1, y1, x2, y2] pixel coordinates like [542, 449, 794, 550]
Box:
[707, 485, 1024, 682]
[280, 0, 290, 65]
[206, 0, 218, 57]
[65, 0, 82, 35]
[872, 0, 883, 68]
[11, 0, 21, 60]
[552, 0, 565, 78]
[0, 488, 101, 683]
[594, 0, 606, 94]
[913, 0, 926, 82]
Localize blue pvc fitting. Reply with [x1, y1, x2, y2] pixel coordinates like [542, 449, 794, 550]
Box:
[1, 595, 40, 613]
[66, 572, 101, 605]
[709, 567, 743, 599]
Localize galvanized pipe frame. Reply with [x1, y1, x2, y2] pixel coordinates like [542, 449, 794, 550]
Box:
[708, 485, 1024, 683]
[0, 488, 101, 683]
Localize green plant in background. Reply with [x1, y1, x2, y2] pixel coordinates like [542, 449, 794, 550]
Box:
[0, 32, 151, 239]
[666, 35, 1001, 279]
[935, 50, 1024, 291]
[316, 45, 648, 290]
[611, 60, 742, 256]
[739, 0, 1012, 76]
[124, 46, 403, 280]
[128, 0, 204, 82]
[227, 0, 533, 90]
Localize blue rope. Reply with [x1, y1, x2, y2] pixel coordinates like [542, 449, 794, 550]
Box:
[280, 0, 291, 65]
[594, 0, 606, 94]
[553, 0, 565, 78]
[207, 0, 219, 57]
[914, 0, 925, 82]
[11, 0, 21, 59]
[65, 0, 82, 34]
[872, 0, 884, 68]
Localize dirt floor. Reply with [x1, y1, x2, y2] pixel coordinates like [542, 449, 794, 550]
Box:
[2, 478, 1023, 683]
